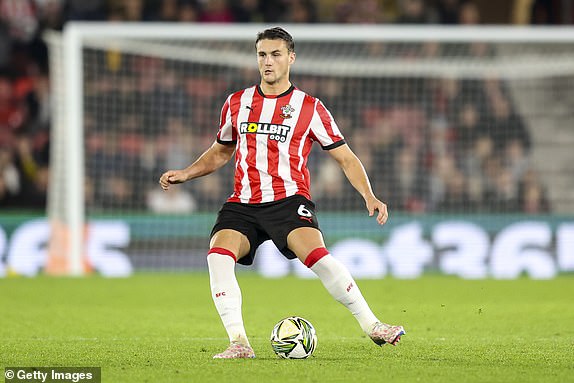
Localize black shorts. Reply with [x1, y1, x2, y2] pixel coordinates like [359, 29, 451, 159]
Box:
[210, 194, 321, 265]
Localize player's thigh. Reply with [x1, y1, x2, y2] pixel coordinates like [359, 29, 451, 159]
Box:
[286, 227, 327, 264]
[210, 229, 251, 261]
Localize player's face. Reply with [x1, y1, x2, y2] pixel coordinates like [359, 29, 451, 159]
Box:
[256, 39, 295, 86]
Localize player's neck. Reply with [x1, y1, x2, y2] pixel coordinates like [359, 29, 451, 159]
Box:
[259, 81, 292, 97]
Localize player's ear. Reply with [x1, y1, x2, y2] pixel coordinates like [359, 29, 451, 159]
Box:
[289, 51, 296, 65]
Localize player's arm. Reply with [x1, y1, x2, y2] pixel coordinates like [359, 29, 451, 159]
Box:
[159, 141, 235, 190]
[327, 144, 388, 225]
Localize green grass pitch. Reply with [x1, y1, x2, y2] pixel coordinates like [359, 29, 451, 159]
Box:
[1, 274, 572, 382]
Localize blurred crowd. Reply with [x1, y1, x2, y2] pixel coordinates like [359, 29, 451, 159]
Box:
[0, 0, 567, 214]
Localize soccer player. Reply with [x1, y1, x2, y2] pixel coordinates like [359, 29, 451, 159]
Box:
[159, 27, 405, 359]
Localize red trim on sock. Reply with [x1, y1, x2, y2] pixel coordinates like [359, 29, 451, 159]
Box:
[208, 247, 237, 262]
[304, 247, 329, 268]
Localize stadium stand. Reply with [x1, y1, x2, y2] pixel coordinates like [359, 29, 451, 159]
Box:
[0, 0, 569, 214]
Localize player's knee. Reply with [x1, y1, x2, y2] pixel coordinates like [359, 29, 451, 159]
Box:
[208, 247, 237, 262]
[303, 247, 329, 268]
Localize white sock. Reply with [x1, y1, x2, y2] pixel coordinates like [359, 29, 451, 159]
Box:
[207, 252, 249, 346]
[310, 254, 379, 333]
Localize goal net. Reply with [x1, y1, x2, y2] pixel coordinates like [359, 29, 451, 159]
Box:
[45, 24, 574, 277]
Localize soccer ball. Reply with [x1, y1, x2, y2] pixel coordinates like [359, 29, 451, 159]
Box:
[270, 316, 317, 359]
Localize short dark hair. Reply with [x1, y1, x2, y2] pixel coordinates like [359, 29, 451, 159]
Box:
[255, 27, 295, 52]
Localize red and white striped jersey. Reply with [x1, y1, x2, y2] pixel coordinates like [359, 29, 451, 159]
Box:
[217, 85, 345, 204]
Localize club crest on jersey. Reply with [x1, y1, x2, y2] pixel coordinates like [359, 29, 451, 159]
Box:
[279, 104, 295, 119]
[239, 122, 291, 142]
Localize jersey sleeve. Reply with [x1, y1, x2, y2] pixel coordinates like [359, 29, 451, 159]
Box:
[216, 95, 237, 145]
[310, 99, 346, 150]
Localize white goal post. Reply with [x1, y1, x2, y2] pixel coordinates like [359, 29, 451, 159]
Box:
[46, 23, 574, 276]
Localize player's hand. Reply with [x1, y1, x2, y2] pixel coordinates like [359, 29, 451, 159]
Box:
[159, 170, 187, 190]
[365, 195, 388, 225]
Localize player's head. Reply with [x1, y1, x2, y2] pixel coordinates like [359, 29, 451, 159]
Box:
[256, 27, 295, 53]
[255, 27, 296, 87]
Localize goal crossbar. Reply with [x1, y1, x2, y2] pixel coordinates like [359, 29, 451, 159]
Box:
[66, 22, 574, 42]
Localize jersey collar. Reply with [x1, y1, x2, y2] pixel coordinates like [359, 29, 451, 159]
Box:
[256, 84, 295, 99]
